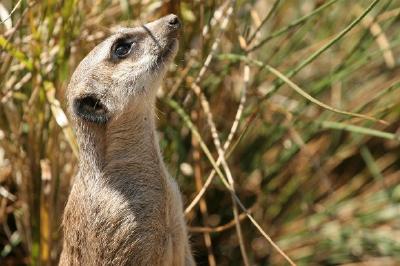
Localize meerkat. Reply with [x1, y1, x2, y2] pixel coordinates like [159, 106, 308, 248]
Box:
[59, 14, 195, 266]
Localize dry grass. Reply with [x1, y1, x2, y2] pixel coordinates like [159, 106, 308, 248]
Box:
[0, 0, 400, 265]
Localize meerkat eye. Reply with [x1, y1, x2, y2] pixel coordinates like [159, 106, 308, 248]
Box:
[113, 40, 134, 59]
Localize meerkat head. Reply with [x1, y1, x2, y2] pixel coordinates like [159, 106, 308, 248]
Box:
[67, 14, 181, 124]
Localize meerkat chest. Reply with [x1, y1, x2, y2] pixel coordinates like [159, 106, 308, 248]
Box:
[62, 177, 170, 265]
[71, 174, 168, 229]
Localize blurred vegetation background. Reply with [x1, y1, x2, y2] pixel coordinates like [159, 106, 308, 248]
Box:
[0, 0, 400, 265]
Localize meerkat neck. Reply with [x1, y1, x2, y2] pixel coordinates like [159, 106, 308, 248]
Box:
[105, 105, 165, 178]
[76, 102, 165, 181]
[75, 123, 107, 176]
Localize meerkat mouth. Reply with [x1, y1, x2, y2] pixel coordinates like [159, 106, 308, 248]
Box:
[156, 39, 178, 66]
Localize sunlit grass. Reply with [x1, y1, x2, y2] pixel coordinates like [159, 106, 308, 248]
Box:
[0, 0, 399, 265]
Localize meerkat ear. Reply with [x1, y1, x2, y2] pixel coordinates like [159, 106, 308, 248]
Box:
[73, 95, 109, 124]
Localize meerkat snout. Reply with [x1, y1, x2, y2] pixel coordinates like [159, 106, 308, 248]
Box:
[167, 14, 181, 28]
[68, 14, 181, 125]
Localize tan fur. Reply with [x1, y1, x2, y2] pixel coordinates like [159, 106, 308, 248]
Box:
[60, 15, 195, 266]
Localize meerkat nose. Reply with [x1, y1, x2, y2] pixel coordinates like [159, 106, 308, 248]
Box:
[166, 14, 181, 29]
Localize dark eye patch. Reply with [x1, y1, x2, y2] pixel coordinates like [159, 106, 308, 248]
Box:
[73, 95, 109, 124]
[112, 38, 135, 59]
